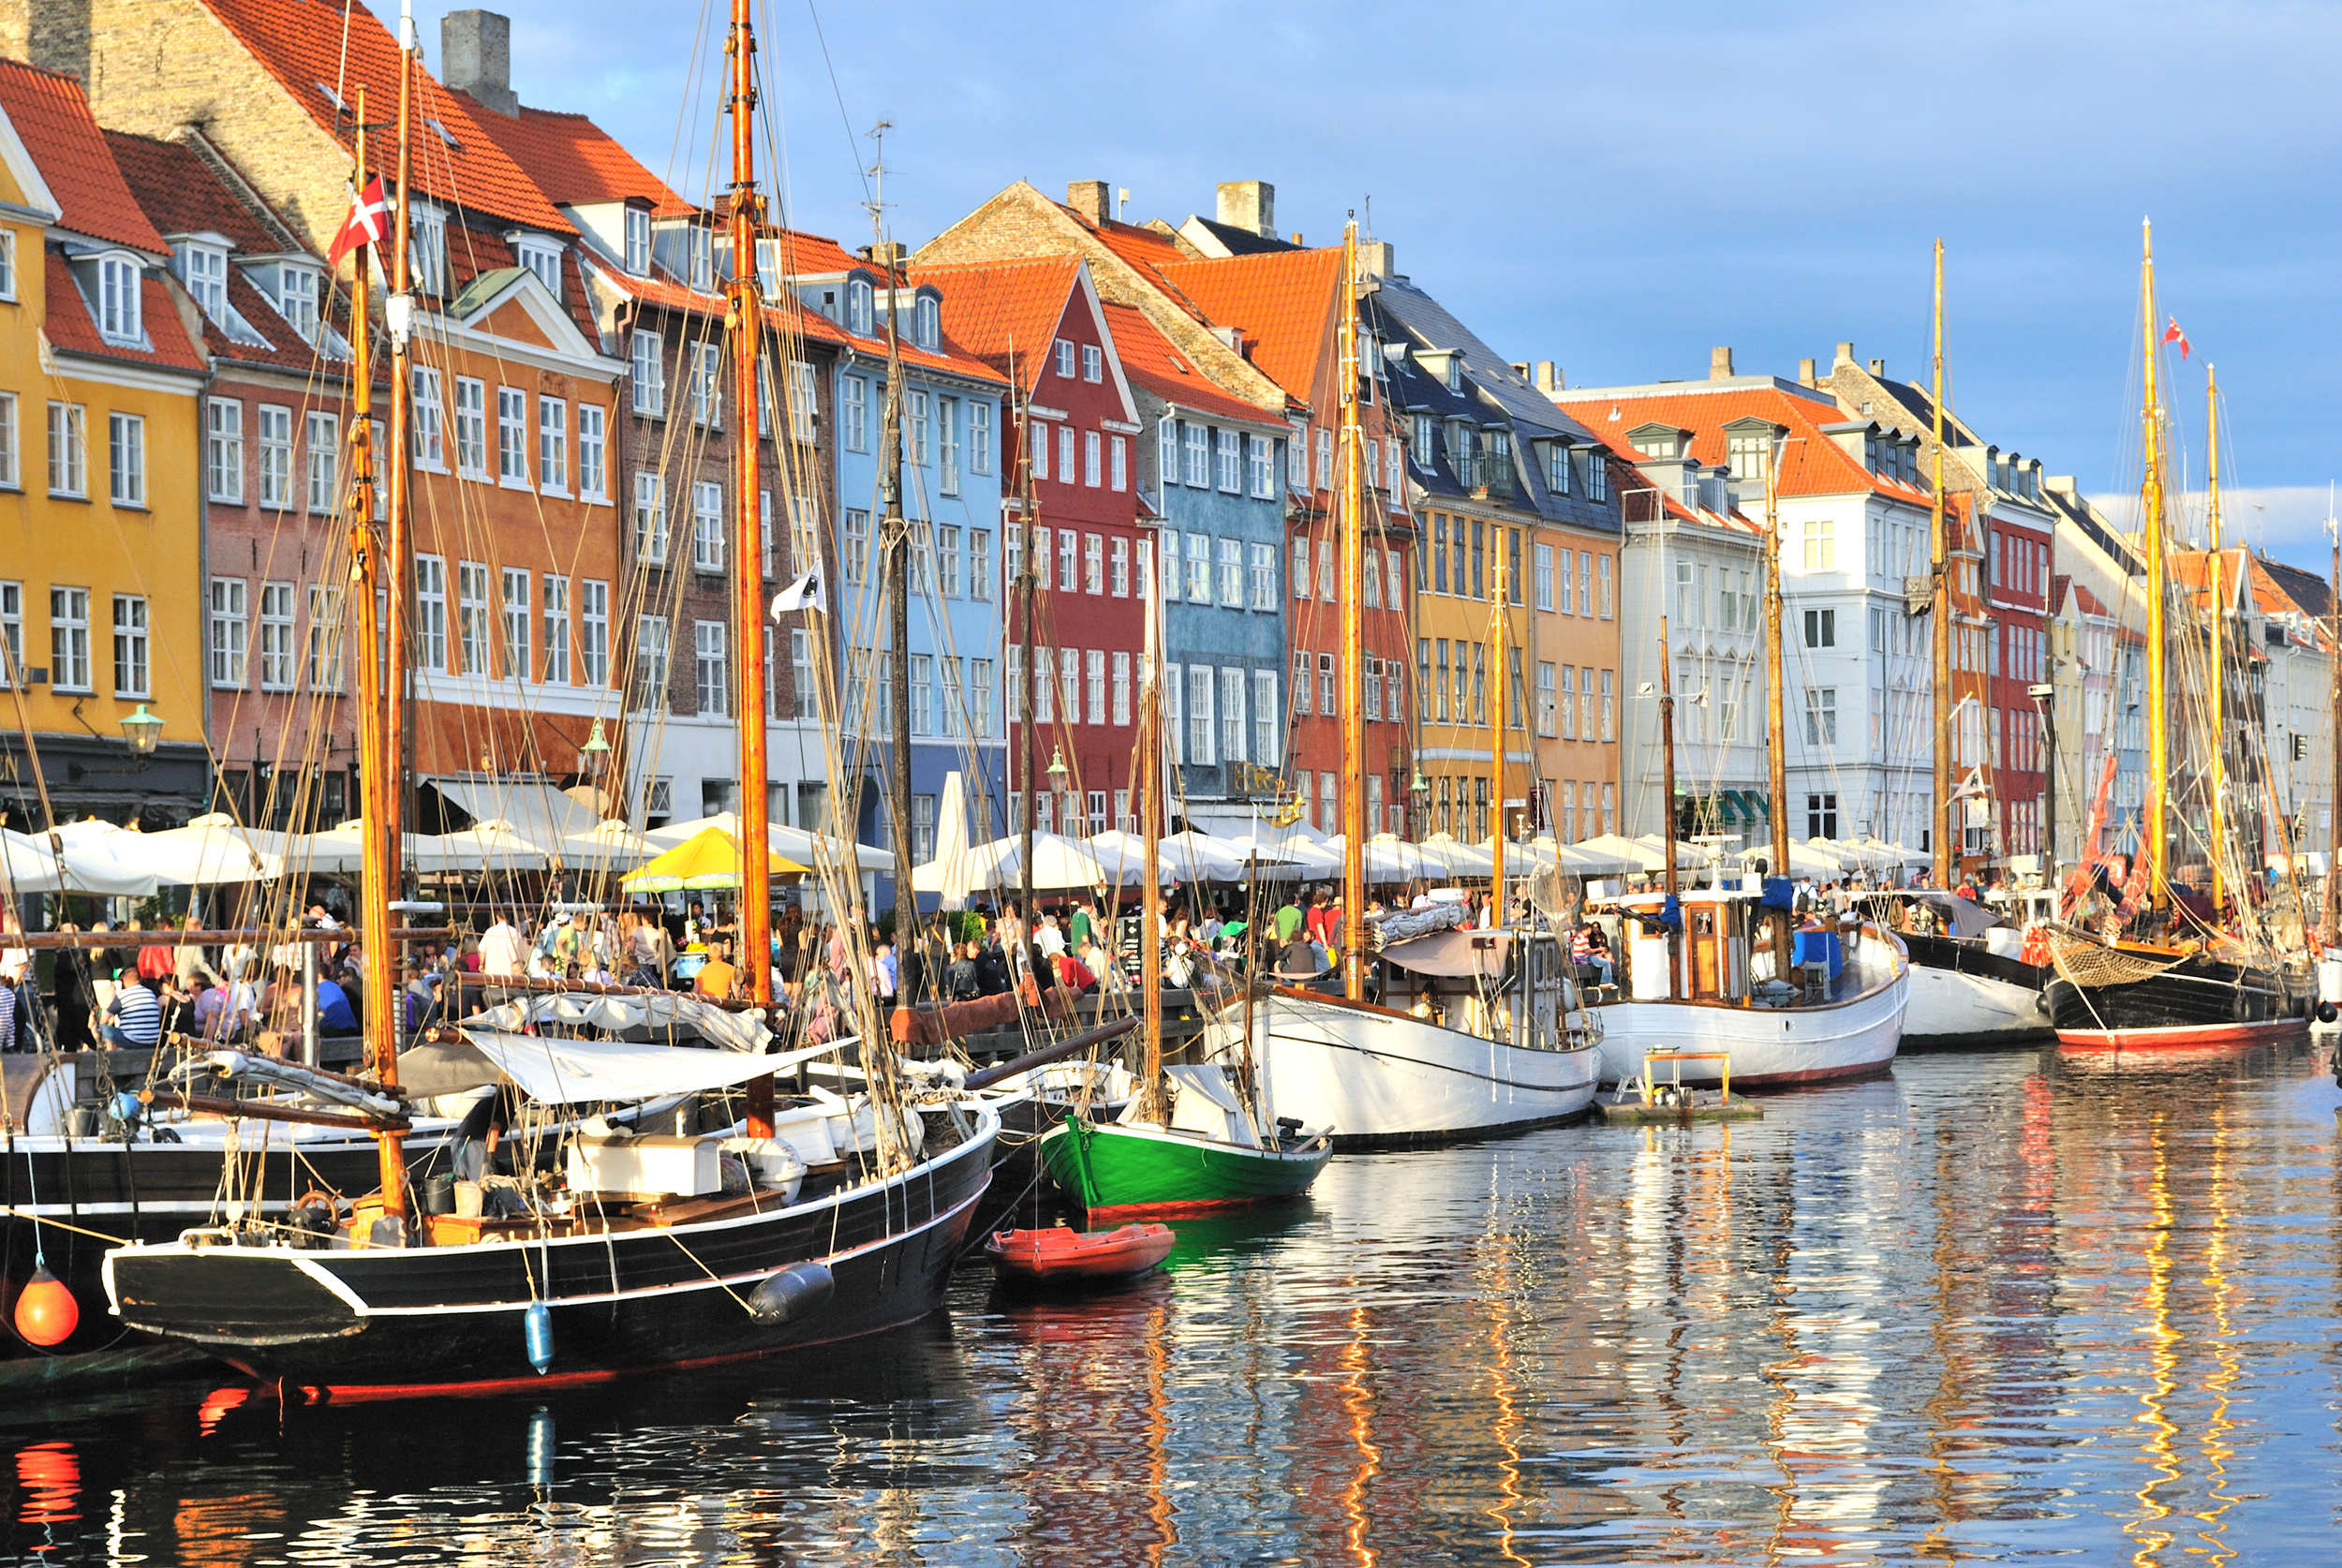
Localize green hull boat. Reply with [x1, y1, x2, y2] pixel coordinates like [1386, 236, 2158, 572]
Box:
[1037, 1116, 1332, 1222]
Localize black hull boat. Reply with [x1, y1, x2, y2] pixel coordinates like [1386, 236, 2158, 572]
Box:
[2048, 952, 2305, 1053]
[103, 1103, 998, 1398]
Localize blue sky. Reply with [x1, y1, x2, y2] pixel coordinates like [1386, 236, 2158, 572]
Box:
[412, 0, 2342, 570]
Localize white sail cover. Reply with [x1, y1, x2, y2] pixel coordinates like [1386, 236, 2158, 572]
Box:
[415, 1031, 850, 1105]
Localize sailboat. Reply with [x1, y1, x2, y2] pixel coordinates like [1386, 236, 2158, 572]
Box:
[1034, 451, 1330, 1220]
[100, 0, 998, 1396]
[1586, 359, 1910, 1089]
[2044, 223, 2304, 1053]
[1860, 240, 2053, 1051]
[1190, 219, 1603, 1146]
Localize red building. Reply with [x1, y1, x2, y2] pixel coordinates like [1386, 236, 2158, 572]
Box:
[915, 256, 1148, 836]
[1982, 494, 2053, 859]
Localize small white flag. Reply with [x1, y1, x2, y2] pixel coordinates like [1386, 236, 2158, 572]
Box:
[772, 565, 824, 616]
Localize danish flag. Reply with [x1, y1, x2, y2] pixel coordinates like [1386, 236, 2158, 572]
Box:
[327, 177, 390, 270]
[2161, 317, 2190, 359]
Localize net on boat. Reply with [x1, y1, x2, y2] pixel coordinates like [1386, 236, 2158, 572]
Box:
[2044, 927, 2186, 989]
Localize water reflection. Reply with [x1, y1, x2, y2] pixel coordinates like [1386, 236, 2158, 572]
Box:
[2, 1048, 2338, 1563]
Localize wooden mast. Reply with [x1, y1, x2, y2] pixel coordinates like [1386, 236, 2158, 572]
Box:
[1490, 518, 1508, 925]
[2206, 362, 2225, 917]
[344, 81, 402, 1219]
[1337, 219, 1367, 1000]
[1657, 619, 1680, 999]
[1014, 377, 1038, 977]
[1762, 436, 1790, 976]
[1138, 542, 1164, 1122]
[1930, 239, 1952, 887]
[2141, 221, 2171, 913]
[2328, 493, 2339, 946]
[724, 0, 776, 1134]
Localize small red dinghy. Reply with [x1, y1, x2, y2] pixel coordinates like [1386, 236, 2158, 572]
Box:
[985, 1222, 1176, 1281]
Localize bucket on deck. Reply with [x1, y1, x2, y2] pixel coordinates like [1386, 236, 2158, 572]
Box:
[452, 1180, 484, 1220]
[421, 1176, 457, 1216]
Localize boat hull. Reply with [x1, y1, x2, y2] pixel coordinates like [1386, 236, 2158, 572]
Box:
[1211, 995, 1601, 1148]
[1895, 933, 2053, 1051]
[2049, 955, 2304, 1052]
[102, 1112, 997, 1398]
[1593, 964, 1910, 1087]
[985, 1222, 1176, 1280]
[1036, 1118, 1329, 1223]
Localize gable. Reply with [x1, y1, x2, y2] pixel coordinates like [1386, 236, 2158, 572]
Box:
[0, 98, 62, 222]
[481, 295, 557, 351]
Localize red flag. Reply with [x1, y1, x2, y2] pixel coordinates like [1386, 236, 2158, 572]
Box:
[2161, 317, 2190, 359]
[327, 177, 390, 270]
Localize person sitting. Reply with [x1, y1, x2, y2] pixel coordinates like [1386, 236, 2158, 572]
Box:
[314, 969, 360, 1034]
[1276, 933, 1322, 979]
[1051, 949, 1098, 996]
[100, 976, 162, 1048]
[694, 937, 739, 1002]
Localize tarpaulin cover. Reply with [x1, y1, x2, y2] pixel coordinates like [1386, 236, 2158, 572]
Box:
[400, 1030, 849, 1105]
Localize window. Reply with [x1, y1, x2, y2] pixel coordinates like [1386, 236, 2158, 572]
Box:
[1365, 655, 1383, 722]
[1253, 669, 1280, 763]
[692, 344, 722, 429]
[245, 405, 289, 509]
[1802, 517, 1835, 571]
[1601, 670, 1615, 741]
[412, 368, 444, 467]
[968, 528, 995, 601]
[1320, 537, 1335, 602]
[1056, 339, 1076, 377]
[538, 398, 569, 493]
[1549, 443, 1572, 496]
[0, 392, 14, 489]
[1060, 647, 1080, 726]
[1295, 649, 1314, 717]
[1579, 551, 1593, 616]
[209, 577, 247, 688]
[1316, 427, 1333, 490]
[1058, 528, 1078, 594]
[968, 657, 995, 736]
[686, 481, 722, 573]
[1081, 532, 1102, 595]
[1218, 538, 1243, 606]
[1560, 665, 1576, 739]
[97, 255, 141, 342]
[1183, 533, 1210, 602]
[839, 374, 869, 452]
[457, 562, 492, 674]
[517, 237, 562, 296]
[414, 557, 447, 671]
[1088, 649, 1106, 725]
[256, 582, 293, 690]
[1803, 608, 1836, 648]
[576, 404, 606, 500]
[1137, 539, 1154, 600]
[845, 278, 874, 336]
[791, 629, 819, 719]
[681, 620, 726, 716]
[1215, 429, 1241, 493]
[0, 231, 12, 301]
[1320, 651, 1337, 717]
[938, 395, 959, 492]
[631, 331, 665, 416]
[304, 584, 342, 692]
[971, 401, 993, 474]
[1534, 544, 1555, 612]
[1247, 434, 1275, 498]
[109, 412, 145, 507]
[580, 579, 609, 685]
[1059, 425, 1075, 483]
[1432, 517, 1448, 595]
[624, 206, 651, 276]
[47, 403, 85, 498]
[542, 574, 570, 684]
[175, 242, 227, 319]
[1804, 688, 1838, 747]
[630, 469, 673, 563]
[1806, 792, 1839, 840]
[1249, 542, 1276, 610]
[1112, 650, 1133, 726]
[636, 615, 671, 703]
[1084, 429, 1102, 488]
[1188, 666, 1217, 765]
[499, 568, 531, 681]
[1183, 422, 1209, 488]
[1007, 643, 1028, 724]
[1110, 537, 1130, 598]
[1220, 667, 1247, 762]
[40, 586, 92, 694]
[98, 593, 147, 698]
[1082, 343, 1103, 382]
[1031, 421, 1050, 481]
[1537, 661, 1557, 736]
[845, 510, 872, 583]
[909, 389, 930, 466]
[1292, 537, 1311, 600]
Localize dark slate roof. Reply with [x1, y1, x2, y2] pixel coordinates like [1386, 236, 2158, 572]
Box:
[2260, 557, 2334, 623]
[1188, 216, 1301, 256]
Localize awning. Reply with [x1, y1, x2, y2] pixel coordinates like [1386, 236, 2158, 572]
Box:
[422, 777, 600, 844]
[1382, 927, 1510, 978]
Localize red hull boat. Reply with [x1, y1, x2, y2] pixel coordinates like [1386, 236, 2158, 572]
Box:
[985, 1223, 1176, 1281]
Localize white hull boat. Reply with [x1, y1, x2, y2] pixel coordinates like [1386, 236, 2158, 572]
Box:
[1900, 961, 2047, 1050]
[1201, 925, 1601, 1148]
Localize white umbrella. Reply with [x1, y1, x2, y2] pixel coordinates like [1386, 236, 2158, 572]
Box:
[114, 818, 283, 883]
[556, 819, 655, 878]
[0, 828, 155, 895]
[928, 773, 975, 910]
[1160, 830, 1252, 882]
[910, 832, 1111, 895]
[282, 821, 446, 877]
[1222, 823, 1340, 876]
[417, 819, 556, 874]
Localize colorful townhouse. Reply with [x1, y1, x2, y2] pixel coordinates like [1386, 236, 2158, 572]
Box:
[1557, 353, 1940, 861]
[909, 255, 1136, 843]
[0, 60, 209, 829]
[105, 126, 359, 832]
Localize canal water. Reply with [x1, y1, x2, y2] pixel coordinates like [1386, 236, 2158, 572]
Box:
[1, 1045, 2337, 1565]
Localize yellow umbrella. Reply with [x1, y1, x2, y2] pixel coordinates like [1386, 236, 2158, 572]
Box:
[618, 826, 808, 892]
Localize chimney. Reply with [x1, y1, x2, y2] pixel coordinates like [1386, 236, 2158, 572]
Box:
[862, 240, 907, 269]
[1798, 357, 1816, 385]
[1709, 347, 1735, 380]
[1868, 357, 1886, 376]
[1534, 361, 1560, 392]
[1216, 180, 1275, 238]
[1360, 240, 1395, 278]
[442, 9, 517, 118]
[1833, 341, 1857, 370]
[1066, 180, 1110, 227]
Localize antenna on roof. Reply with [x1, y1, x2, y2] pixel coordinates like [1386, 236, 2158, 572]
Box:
[864, 119, 894, 248]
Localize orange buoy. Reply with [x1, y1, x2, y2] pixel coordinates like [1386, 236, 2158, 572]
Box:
[14, 1268, 78, 1347]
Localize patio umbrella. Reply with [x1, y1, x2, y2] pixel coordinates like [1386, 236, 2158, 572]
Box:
[621, 826, 808, 893]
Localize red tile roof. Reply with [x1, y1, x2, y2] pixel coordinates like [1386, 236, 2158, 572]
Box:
[194, 0, 571, 234]
[908, 256, 1081, 392]
[1052, 200, 1190, 274]
[100, 130, 284, 254]
[0, 60, 167, 253]
[1552, 384, 1934, 507]
[40, 250, 205, 374]
[1152, 248, 1342, 405]
[457, 101, 691, 216]
[773, 229, 875, 276]
[1103, 303, 1271, 427]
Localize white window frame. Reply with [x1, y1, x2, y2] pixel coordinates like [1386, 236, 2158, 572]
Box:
[1112, 650, 1132, 726]
[497, 386, 529, 486]
[580, 579, 609, 685]
[255, 404, 290, 509]
[256, 581, 294, 691]
[411, 367, 445, 469]
[516, 236, 563, 296]
[1253, 669, 1280, 764]
[278, 264, 321, 344]
[0, 231, 14, 302]
[576, 403, 606, 501]
[458, 561, 492, 676]
[971, 400, 993, 474]
[693, 620, 729, 717]
[304, 583, 342, 692]
[108, 593, 148, 698]
[47, 402, 85, 499]
[692, 481, 725, 572]
[1221, 667, 1246, 762]
[1248, 434, 1274, 498]
[635, 473, 669, 564]
[500, 567, 532, 682]
[209, 576, 247, 688]
[108, 411, 145, 508]
[631, 331, 665, 416]
[175, 242, 228, 320]
[1248, 542, 1275, 610]
[97, 254, 142, 343]
[49, 586, 90, 692]
[414, 556, 448, 672]
[0, 392, 16, 490]
[541, 573, 570, 685]
[624, 206, 652, 276]
[538, 396, 569, 495]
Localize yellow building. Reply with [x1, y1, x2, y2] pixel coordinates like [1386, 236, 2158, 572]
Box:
[0, 60, 209, 826]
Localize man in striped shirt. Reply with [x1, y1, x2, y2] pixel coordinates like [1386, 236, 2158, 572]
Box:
[101, 979, 162, 1048]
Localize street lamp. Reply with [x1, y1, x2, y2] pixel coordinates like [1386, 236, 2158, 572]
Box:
[119, 704, 163, 757]
[581, 717, 612, 774]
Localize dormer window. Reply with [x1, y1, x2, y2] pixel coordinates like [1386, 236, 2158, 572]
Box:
[97, 255, 142, 344]
[1548, 442, 1571, 496]
[624, 207, 651, 277]
[1445, 355, 1461, 392]
[409, 204, 447, 297]
[756, 238, 783, 301]
[689, 228, 713, 292]
[277, 265, 320, 344]
[515, 237, 562, 297]
[173, 242, 228, 321]
[846, 278, 873, 336]
[915, 296, 940, 352]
